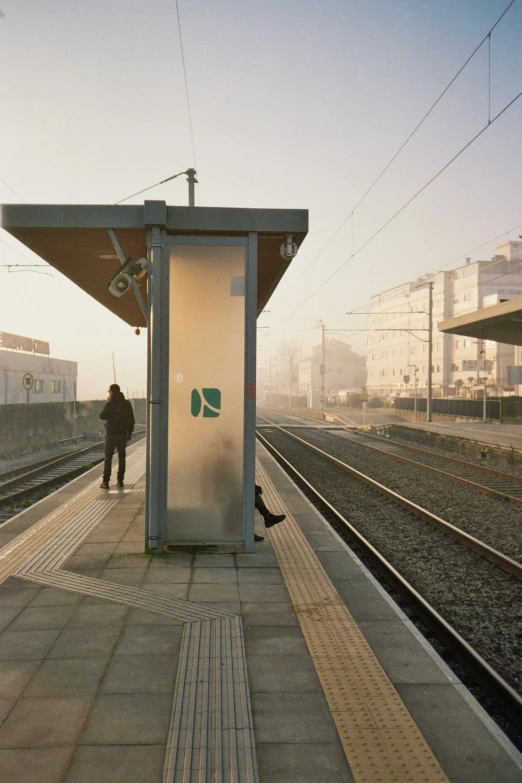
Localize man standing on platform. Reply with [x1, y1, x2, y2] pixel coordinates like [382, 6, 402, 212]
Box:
[99, 383, 135, 489]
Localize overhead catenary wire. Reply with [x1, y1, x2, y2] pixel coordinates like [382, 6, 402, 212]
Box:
[175, 0, 197, 170]
[272, 87, 522, 334]
[272, 0, 519, 302]
[115, 170, 187, 205]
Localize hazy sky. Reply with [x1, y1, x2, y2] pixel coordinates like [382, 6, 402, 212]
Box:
[0, 0, 521, 397]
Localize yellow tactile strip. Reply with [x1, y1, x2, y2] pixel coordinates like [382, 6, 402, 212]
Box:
[256, 460, 450, 783]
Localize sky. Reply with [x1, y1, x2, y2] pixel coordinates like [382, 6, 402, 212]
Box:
[0, 0, 521, 398]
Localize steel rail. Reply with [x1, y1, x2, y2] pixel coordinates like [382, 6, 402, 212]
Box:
[338, 430, 522, 507]
[258, 421, 522, 581]
[256, 429, 522, 733]
[0, 430, 146, 511]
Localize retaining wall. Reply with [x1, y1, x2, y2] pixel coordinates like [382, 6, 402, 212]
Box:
[0, 399, 146, 459]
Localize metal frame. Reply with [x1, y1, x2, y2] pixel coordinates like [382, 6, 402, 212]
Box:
[146, 234, 257, 552]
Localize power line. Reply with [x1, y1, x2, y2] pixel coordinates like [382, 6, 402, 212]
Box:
[274, 0, 518, 300]
[175, 0, 197, 170]
[115, 170, 187, 205]
[273, 87, 522, 333]
[0, 177, 26, 203]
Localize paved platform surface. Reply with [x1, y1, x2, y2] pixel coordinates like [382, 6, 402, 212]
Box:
[0, 439, 520, 781]
[390, 421, 522, 451]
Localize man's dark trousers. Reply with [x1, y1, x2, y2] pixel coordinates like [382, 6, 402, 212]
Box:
[103, 434, 127, 483]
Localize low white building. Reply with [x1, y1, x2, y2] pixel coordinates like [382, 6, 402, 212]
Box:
[0, 332, 78, 404]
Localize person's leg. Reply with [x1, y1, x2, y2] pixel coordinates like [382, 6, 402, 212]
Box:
[102, 436, 116, 485]
[255, 492, 286, 529]
[116, 436, 127, 484]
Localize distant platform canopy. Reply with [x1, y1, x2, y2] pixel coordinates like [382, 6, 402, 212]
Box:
[0, 203, 308, 327]
[439, 297, 522, 346]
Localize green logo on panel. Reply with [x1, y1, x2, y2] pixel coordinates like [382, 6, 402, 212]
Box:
[191, 388, 221, 418]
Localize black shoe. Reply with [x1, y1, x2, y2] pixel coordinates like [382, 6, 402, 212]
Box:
[264, 513, 286, 529]
[100, 482, 109, 489]
[117, 480, 124, 488]
[254, 533, 264, 542]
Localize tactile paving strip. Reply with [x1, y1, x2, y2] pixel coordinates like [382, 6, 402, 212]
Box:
[256, 459, 449, 783]
[164, 617, 257, 783]
[0, 444, 258, 782]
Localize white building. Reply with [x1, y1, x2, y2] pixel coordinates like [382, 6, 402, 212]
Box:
[299, 338, 366, 408]
[366, 242, 522, 399]
[0, 332, 78, 404]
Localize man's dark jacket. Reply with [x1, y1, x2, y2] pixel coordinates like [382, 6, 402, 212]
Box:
[99, 391, 135, 437]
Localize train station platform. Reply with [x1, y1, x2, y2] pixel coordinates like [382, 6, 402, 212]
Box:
[0, 440, 520, 782]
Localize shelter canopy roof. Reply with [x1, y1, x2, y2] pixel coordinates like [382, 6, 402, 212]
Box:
[439, 296, 522, 346]
[1, 203, 308, 327]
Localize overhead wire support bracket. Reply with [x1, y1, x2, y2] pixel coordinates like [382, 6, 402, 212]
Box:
[107, 228, 149, 323]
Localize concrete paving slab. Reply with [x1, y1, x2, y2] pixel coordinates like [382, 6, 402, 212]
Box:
[192, 553, 236, 568]
[100, 653, 177, 695]
[141, 583, 190, 599]
[0, 629, 61, 660]
[113, 625, 183, 657]
[237, 568, 284, 585]
[0, 607, 25, 632]
[23, 657, 109, 697]
[191, 567, 238, 583]
[241, 602, 300, 627]
[245, 626, 310, 656]
[29, 588, 83, 608]
[64, 744, 165, 783]
[239, 584, 291, 604]
[236, 553, 279, 568]
[0, 660, 41, 699]
[98, 568, 145, 586]
[79, 694, 172, 745]
[7, 605, 77, 631]
[65, 601, 130, 628]
[125, 608, 183, 626]
[358, 620, 460, 685]
[333, 578, 409, 622]
[0, 747, 75, 783]
[141, 567, 192, 584]
[247, 654, 322, 693]
[252, 692, 339, 743]
[256, 742, 354, 783]
[47, 626, 122, 659]
[188, 584, 240, 602]
[0, 696, 92, 747]
[396, 683, 522, 783]
[0, 588, 41, 609]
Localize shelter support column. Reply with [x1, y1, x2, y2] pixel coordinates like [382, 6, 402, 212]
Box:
[145, 202, 168, 554]
[243, 233, 258, 552]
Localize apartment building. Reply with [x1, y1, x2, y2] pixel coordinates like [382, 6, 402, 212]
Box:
[366, 241, 522, 399]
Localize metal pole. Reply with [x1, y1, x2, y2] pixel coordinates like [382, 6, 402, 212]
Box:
[427, 281, 433, 422]
[483, 377, 487, 422]
[146, 225, 166, 554]
[73, 381, 77, 439]
[269, 355, 272, 394]
[289, 351, 293, 409]
[112, 352, 117, 384]
[320, 320, 326, 419]
[186, 168, 198, 207]
[414, 371, 417, 422]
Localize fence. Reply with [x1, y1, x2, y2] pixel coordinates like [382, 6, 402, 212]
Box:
[392, 396, 509, 421]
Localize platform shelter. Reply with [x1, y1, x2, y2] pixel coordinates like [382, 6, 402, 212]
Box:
[1, 201, 308, 553]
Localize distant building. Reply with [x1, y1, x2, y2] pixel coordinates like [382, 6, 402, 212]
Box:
[366, 242, 522, 399]
[299, 339, 366, 408]
[0, 331, 78, 404]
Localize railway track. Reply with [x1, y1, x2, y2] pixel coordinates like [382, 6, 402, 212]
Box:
[256, 426, 522, 742]
[341, 428, 522, 505]
[0, 430, 145, 524]
[258, 418, 522, 580]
